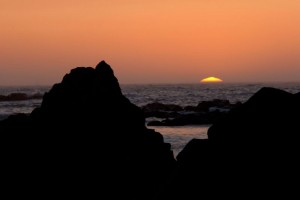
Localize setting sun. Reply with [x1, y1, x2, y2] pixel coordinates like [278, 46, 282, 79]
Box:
[201, 77, 223, 83]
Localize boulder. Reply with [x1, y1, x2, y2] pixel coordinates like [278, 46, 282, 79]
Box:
[156, 87, 300, 199]
[195, 99, 231, 112]
[142, 102, 183, 113]
[208, 87, 299, 143]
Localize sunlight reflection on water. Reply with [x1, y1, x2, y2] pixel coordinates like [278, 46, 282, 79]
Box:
[149, 125, 210, 157]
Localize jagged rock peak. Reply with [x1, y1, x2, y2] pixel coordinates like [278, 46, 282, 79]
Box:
[38, 61, 124, 115]
[60, 60, 120, 90]
[60, 60, 118, 85]
[95, 60, 114, 74]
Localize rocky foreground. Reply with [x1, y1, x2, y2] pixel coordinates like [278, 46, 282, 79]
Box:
[0, 61, 175, 199]
[1, 61, 300, 199]
[156, 86, 300, 199]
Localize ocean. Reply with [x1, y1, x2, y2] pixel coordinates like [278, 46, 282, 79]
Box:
[1, 83, 300, 156]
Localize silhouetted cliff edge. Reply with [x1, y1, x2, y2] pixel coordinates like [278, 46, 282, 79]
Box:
[0, 61, 175, 199]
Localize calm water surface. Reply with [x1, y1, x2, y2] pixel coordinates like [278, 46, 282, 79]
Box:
[151, 125, 210, 157]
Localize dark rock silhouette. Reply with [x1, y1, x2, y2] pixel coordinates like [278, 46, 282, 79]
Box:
[1, 61, 175, 199]
[208, 87, 299, 142]
[156, 87, 300, 199]
[147, 111, 227, 126]
[145, 100, 240, 126]
[142, 102, 183, 113]
[0, 92, 43, 101]
[3, 64, 300, 199]
[195, 99, 231, 112]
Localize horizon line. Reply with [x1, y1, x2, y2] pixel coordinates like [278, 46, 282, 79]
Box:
[1, 80, 300, 87]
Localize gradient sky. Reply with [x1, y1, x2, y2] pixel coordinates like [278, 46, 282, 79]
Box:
[1, 0, 299, 85]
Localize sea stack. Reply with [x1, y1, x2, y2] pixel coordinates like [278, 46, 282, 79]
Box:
[0, 61, 175, 199]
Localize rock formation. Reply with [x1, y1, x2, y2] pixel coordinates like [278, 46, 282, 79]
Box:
[144, 100, 240, 126]
[1, 61, 175, 199]
[0, 92, 43, 101]
[156, 87, 300, 199]
[2, 63, 299, 199]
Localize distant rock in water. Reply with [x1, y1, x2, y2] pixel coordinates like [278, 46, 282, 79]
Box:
[0, 61, 175, 199]
[144, 100, 241, 126]
[0, 92, 43, 101]
[156, 87, 300, 199]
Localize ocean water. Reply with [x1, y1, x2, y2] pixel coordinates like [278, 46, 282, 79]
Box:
[151, 125, 210, 156]
[122, 83, 300, 106]
[0, 86, 49, 120]
[1, 83, 300, 155]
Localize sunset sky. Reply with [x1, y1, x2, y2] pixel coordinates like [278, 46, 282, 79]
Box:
[0, 0, 299, 85]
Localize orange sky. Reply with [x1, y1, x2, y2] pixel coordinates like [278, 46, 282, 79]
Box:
[0, 0, 299, 85]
